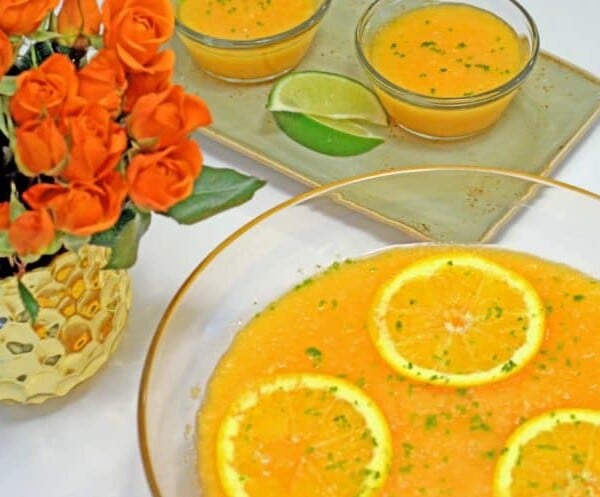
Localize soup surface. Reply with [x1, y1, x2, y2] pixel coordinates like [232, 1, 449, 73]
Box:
[177, 0, 317, 40]
[367, 4, 527, 97]
[197, 245, 600, 496]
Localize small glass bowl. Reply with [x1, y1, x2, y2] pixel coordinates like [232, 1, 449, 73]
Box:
[174, 0, 331, 83]
[355, 0, 540, 139]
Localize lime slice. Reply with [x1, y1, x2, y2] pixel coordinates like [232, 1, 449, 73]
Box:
[267, 71, 389, 126]
[273, 111, 384, 156]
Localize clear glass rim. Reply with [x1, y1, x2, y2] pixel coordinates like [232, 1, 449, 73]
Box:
[354, 0, 541, 109]
[137, 165, 600, 497]
[174, 0, 332, 49]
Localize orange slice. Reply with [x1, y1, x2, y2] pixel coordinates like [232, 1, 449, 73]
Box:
[216, 373, 392, 497]
[494, 409, 600, 496]
[368, 253, 545, 387]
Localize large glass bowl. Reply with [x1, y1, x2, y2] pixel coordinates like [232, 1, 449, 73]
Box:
[138, 166, 600, 497]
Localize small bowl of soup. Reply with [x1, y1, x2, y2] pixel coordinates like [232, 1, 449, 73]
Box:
[173, 0, 331, 83]
[355, 0, 539, 139]
[139, 166, 600, 497]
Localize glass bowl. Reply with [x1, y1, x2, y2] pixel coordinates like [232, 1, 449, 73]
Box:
[355, 0, 540, 139]
[138, 166, 600, 496]
[173, 0, 331, 83]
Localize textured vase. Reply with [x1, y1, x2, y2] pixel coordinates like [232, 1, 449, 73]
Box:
[0, 245, 132, 404]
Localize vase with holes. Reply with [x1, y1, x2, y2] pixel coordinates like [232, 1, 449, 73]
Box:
[0, 246, 131, 404]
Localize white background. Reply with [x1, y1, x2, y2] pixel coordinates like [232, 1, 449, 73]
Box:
[1, 1, 599, 496]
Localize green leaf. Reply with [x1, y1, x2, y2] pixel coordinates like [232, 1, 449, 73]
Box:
[167, 166, 266, 225]
[90, 207, 151, 269]
[89, 35, 103, 50]
[18, 279, 40, 323]
[0, 77, 17, 96]
[27, 30, 61, 42]
[9, 193, 26, 221]
[61, 233, 91, 253]
[13, 54, 33, 73]
[30, 41, 55, 66]
[0, 232, 14, 257]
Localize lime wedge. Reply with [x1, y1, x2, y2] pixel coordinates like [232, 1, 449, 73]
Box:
[273, 111, 384, 156]
[267, 71, 389, 126]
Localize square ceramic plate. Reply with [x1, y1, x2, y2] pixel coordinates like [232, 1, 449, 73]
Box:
[171, 0, 600, 242]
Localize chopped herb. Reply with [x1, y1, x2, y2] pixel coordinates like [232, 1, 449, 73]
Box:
[483, 449, 496, 460]
[501, 360, 517, 373]
[305, 347, 323, 366]
[536, 443, 559, 451]
[401, 442, 415, 459]
[425, 414, 438, 430]
[470, 414, 491, 432]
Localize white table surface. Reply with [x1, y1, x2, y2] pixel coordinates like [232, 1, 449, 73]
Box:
[1, 1, 599, 495]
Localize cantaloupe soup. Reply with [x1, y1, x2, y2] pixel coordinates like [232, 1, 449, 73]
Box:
[196, 245, 600, 496]
[357, 2, 537, 138]
[176, 0, 328, 82]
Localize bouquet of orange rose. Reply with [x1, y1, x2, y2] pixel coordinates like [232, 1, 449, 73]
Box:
[0, 0, 264, 318]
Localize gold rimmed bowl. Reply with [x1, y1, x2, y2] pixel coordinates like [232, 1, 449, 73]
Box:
[138, 166, 600, 496]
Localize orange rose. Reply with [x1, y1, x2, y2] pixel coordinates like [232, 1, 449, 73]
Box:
[78, 49, 127, 117]
[0, 30, 14, 76]
[61, 104, 128, 182]
[126, 138, 202, 212]
[0, 202, 10, 230]
[102, 0, 174, 71]
[56, 0, 102, 36]
[15, 117, 68, 176]
[123, 50, 174, 113]
[0, 0, 59, 35]
[127, 85, 212, 150]
[23, 172, 128, 236]
[8, 209, 55, 256]
[10, 54, 81, 125]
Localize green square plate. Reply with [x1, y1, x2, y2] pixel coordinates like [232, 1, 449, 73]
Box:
[172, 0, 600, 242]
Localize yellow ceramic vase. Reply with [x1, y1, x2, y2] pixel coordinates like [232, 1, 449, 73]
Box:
[0, 245, 131, 404]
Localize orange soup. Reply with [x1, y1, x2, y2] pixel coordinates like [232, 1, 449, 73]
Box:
[368, 4, 526, 98]
[178, 0, 317, 41]
[196, 245, 600, 496]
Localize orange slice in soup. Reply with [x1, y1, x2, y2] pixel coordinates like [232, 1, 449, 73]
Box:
[368, 253, 545, 387]
[216, 373, 392, 497]
[494, 409, 600, 496]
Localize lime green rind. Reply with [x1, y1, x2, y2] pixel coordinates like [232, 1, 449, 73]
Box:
[267, 70, 389, 126]
[273, 111, 384, 157]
